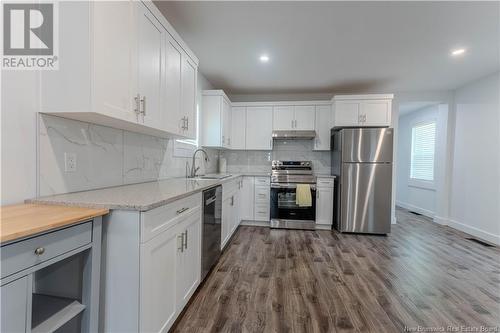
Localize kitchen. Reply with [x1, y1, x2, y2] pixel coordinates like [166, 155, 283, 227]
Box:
[1, 1, 499, 333]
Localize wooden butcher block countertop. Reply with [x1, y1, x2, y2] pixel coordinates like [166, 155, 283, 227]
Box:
[0, 204, 109, 243]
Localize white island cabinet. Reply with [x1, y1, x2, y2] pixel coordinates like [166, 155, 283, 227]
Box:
[40, 0, 199, 139]
[101, 193, 202, 333]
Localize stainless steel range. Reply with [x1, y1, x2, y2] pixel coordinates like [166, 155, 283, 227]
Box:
[270, 160, 317, 230]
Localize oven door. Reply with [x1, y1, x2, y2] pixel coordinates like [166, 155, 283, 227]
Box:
[270, 183, 316, 221]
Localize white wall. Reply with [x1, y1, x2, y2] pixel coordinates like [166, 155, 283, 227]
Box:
[447, 72, 500, 244]
[1, 70, 217, 203]
[396, 105, 439, 217]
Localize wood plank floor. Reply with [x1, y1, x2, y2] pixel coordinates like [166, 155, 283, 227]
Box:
[172, 209, 500, 332]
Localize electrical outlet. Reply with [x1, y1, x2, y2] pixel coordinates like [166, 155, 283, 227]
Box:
[64, 153, 77, 172]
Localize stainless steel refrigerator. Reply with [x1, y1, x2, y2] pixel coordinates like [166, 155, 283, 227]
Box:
[331, 127, 393, 234]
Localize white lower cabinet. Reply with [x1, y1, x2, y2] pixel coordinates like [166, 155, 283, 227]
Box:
[140, 226, 178, 333]
[101, 193, 202, 333]
[221, 178, 243, 249]
[316, 178, 334, 227]
[140, 207, 201, 333]
[241, 176, 255, 221]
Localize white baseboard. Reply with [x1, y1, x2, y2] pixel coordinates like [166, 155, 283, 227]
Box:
[396, 200, 435, 218]
[433, 215, 448, 226]
[240, 220, 270, 227]
[444, 218, 500, 246]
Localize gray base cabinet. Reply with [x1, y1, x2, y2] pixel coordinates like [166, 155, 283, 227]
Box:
[0, 218, 102, 333]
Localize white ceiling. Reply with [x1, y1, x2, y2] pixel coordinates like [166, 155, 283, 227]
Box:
[155, 1, 499, 95]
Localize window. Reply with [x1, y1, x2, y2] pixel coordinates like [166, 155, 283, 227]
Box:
[410, 121, 436, 186]
[174, 105, 200, 157]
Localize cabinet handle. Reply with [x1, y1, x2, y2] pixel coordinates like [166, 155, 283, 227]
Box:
[177, 234, 184, 252]
[231, 196, 234, 206]
[34, 247, 45, 256]
[140, 96, 146, 116]
[364, 114, 367, 122]
[183, 230, 188, 250]
[294, 120, 297, 128]
[186, 117, 189, 130]
[228, 137, 231, 146]
[291, 120, 294, 128]
[176, 207, 189, 215]
[222, 135, 225, 144]
[134, 94, 141, 115]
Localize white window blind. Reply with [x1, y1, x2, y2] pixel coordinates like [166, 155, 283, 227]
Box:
[410, 121, 436, 182]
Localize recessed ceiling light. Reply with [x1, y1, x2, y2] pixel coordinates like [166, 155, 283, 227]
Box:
[259, 54, 269, 63]
[451, 48, 466, 56]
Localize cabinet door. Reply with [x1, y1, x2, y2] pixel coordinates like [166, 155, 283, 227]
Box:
[334, 101, 360, 127]
[1, 276, 29, 333]
[361, 100, 391, 126]
[246, 106, 273, 150]
[222, 98, 231, 148]
[181, 55, 197, 139]
[221, 198, 232, 249]
[93, 1, 137, 123]
[164, 35, 182, 134]
[314, 105, 333, 151]
[273, 106, 294, 130]
[140, 228, 178, 333]
[316, 187, 334, 225]
[231, 107, 246, 150]
[241, 177, 255, 221]
[137, 3, 164, 129]
[294, 105, 315, 130]
[177, 210, 202, 309]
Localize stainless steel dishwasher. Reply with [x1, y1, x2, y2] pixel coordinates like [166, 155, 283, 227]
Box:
[201, 185, 222, 281]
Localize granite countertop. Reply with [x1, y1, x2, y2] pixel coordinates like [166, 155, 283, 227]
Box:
[27, 175, 247, 212]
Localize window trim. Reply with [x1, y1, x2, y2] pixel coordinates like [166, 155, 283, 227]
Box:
[408, 119, 437, 191]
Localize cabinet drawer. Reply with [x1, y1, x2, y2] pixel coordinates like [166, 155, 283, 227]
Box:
[254, 204, 270, 221]
[141, 192, 201, 243]
[317, 178, 334, 188]
[254, 187, 270, 203]
[1, 222, 92, 279]
[254, 177, 270, 186]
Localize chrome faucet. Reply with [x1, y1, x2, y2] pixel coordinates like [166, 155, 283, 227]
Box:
[189, 148, 210, 178]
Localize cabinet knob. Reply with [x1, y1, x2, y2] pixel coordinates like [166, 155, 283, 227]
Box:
[34, 247, 45, 256]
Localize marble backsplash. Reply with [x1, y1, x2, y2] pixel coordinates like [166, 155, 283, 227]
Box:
[38, 115, 218, 196]
[221, 140, 331, 174]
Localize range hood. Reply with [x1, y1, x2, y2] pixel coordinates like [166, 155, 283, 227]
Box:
[272, 130, 316, 140]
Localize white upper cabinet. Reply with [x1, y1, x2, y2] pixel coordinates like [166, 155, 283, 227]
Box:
[273, 106, 294, 130]
[246, 106, 273, 150]
[294, 105, 315, 130]
[272, 105, 315, 130]
[333, 94, 393, 127]
[222, 98, 232, 148]
[201, 90, 231, 149]
[314, 104, 333, 151]
[231, 107, 246, 150]
[137, 4, 164, 129]
[164, 35, 182, 135]
[181, 55, 197, 139]
[40, 1, 199, 139]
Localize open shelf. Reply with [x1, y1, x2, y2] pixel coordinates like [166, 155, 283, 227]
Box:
[31, 294, 85, 333]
